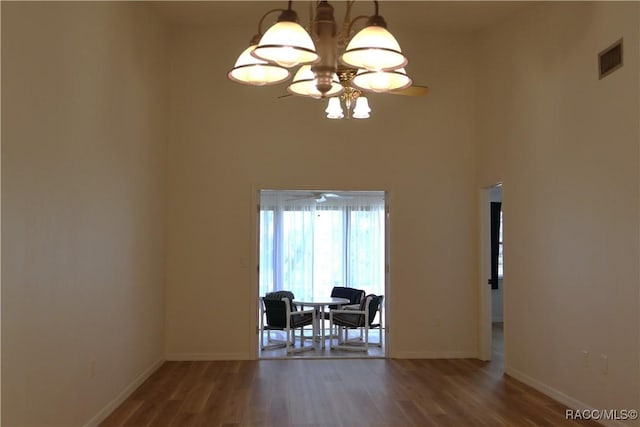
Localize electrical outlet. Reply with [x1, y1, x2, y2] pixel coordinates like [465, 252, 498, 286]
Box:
[582, 350, 589, 367]
[601, 354, 608, 375]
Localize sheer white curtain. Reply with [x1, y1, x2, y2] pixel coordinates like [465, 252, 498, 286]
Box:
[346, 197, 385, 296]
[280, 200, 315, 299]
[260, 191, 385, 300]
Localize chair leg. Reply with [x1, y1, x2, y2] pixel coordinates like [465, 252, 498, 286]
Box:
[329, 315, 336, 349]
[364, 325, 369, 351]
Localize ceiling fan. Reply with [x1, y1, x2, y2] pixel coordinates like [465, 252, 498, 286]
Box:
[286, 192, 353, 203]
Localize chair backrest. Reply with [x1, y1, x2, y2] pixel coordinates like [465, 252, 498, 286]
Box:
[263, 291, 295, 328]
[265, 290, 294, 303]
[330, 286, 365, 305]
[360, 294, 382, 326]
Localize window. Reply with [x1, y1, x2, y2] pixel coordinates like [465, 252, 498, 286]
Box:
[259, 191, 385, 299]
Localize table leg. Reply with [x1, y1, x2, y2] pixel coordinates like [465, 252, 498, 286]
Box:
[320, 305, 325, 349]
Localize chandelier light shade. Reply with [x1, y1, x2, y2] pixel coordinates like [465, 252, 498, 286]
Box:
[352, 68, 412, 93]
[228, 44, 291, 86]
[252, 19, 319, 68]
[341, 25, 407, 71]
[325, 97, 344, 119]
[352, 97, 371, 119]
[288, 65, 343, 98]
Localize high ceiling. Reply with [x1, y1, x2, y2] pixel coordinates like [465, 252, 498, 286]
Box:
[153, 1, 534, 32]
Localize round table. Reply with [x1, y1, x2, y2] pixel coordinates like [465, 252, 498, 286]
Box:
[293, 297, 351, 349]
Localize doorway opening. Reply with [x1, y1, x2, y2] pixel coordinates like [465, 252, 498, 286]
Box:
[256, 189, 387, 359]
[480, 184, 504, 368]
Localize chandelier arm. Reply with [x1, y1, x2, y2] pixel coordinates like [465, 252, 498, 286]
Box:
[343, 0, 355, 24]
[337, 0, 356, 43]
[256, 9, 286, 35]
[344, 15, 370, 40]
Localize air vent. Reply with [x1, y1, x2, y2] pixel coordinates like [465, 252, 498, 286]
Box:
[599, 39, 623, 79]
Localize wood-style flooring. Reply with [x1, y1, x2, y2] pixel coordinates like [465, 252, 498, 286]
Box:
[258, 328, 385, 359]
[100, 356, 601, 426]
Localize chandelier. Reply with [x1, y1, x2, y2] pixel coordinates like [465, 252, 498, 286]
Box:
[228, 0, 413, 120]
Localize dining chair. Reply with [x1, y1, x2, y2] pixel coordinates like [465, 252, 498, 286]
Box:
[260, 291, 316, 354]
[322, 286, 366, 337]
[329, 294, 383, 352]
[327, 286, 365, 310]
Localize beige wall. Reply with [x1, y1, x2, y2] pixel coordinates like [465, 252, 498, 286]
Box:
[3, 1, 639, 425]
[477, 1, 639, 418]
[165, 23, 480, 359]
[1, 2, 168, 425]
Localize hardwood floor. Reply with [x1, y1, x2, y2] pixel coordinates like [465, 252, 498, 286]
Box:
[493, 321, 504, 365]
[101, 357, 601, 427]
[258, 328, 385, 359]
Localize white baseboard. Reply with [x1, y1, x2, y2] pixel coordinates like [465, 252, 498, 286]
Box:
[84, 357, 164, 427]
[505, 366, 627, 427]
[392, 350, 476, 359]
[165, 352, 252, 361]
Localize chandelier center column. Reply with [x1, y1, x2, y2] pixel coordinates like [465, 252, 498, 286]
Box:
[311, 1, 338, 96]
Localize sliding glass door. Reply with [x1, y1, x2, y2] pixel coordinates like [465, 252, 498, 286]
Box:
[259, 190, 385, 300]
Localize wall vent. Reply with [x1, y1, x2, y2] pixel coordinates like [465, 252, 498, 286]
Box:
[599, 39, 623, 79]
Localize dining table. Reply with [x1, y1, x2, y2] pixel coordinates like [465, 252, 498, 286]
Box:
[293, 296, 350, 349]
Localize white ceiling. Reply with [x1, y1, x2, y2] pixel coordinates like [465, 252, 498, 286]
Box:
[153, 1, 534, 32]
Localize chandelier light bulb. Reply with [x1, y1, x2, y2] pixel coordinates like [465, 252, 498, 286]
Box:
[362, 49, 385, 72]
[247, 65, 266, 84]
[275, 46, 300, 68]
[370, 72, 391, 91]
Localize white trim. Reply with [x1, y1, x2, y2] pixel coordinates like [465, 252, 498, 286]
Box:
[384, 190, 391, 358]
[392, 350, 477, 359]
[251, 185, 260, 360]
[478, 187, 493, 361]
[253, 185, 392, 360]
[505, 366, 627, 427]
[165, 352, 252, 361]
[83, 358, 164, 427]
